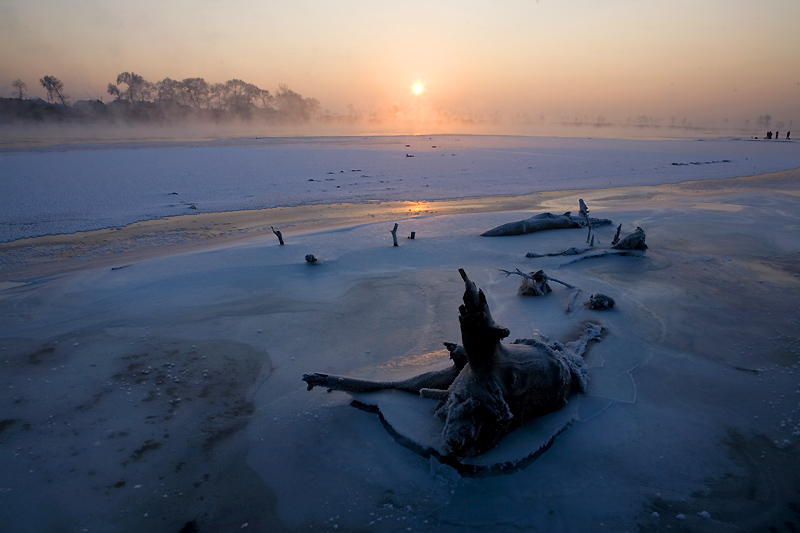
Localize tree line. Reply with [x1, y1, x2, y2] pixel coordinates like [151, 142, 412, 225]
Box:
[3, 72, 322, 124]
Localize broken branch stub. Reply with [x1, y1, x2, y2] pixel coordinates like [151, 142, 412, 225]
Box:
[611, 224, 622, 246]
[271, 226, 285, 245]
[303, 269, 602, 458]
[390, 223, 399, 246]
[579, 198, 593, 244]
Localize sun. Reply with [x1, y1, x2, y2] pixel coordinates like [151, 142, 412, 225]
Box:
[412, 83, 424, 95]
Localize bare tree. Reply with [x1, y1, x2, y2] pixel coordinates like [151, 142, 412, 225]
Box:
[107, 83, 121, 101]
[274, 84, 320, 121]
[179, 78, 209, 108]
[223, 79, 263, 113]
[257, 88, 273, 109]
[115, 72, 150, 102]
[208, 82, 226, 109]
[39, 75, 67, 105]
[141, 80, 154, 102]
[154, 77, 181, 101]
[11, 79, 27, 99]
[223, 78, 247, 110]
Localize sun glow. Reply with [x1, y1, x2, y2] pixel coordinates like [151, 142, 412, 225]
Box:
[412, 83, 424, 95]
[409, 201, 429, 214]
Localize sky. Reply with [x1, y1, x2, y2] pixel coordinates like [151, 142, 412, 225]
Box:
[1, 0, 798, 131]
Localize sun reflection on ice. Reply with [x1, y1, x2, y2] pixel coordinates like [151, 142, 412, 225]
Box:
[409, 201, 428, 214]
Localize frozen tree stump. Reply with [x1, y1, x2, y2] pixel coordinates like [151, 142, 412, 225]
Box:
[303, 268, 602, 457]
[587, 293, 615, 310]
[500, 268, 575, 296]
[612, 226, 647, 251]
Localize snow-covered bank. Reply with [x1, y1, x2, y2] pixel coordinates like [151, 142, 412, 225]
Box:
[2, 135, 799, 242]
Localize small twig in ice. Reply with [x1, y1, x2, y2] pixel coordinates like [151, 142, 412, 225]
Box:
[549, 277, 575, 289]
[526, 246, 590, 258]
[566, 289, 582, 314]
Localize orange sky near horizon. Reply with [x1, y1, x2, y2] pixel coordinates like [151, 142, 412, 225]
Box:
[1, 0, 798, 130]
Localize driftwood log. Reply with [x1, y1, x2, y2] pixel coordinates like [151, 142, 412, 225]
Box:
[481, 211, 612, 237]
[303, 269, 602, 457]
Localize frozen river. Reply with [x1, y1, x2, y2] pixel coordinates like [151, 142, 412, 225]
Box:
[2, 134, 800, 242]
[1, 135, 799, 532]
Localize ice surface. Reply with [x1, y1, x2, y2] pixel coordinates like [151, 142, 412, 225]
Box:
[1, 136, 799, 531]
[3, 135, 800, 242]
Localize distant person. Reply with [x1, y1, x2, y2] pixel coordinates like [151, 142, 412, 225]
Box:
[775, 131, 779, 139]
[787, 131, 791, 140]
[766, 131, 773, 139]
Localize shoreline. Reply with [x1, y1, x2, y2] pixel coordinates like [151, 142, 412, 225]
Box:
[1, 124, 769, 151]
[2, 167, 798, 281]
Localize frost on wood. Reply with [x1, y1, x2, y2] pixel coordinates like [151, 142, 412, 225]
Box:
[499, 268, 575, 296]
[528, 225, 649, 264]
[588, 293, 615, 310]
[302, 269, 602, 458]
[612, 226, 647, 250]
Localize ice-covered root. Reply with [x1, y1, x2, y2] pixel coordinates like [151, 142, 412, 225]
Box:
[434, 379, 515, 457]
[302, 366, 462, 395]
[562, 323, 603, 356]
